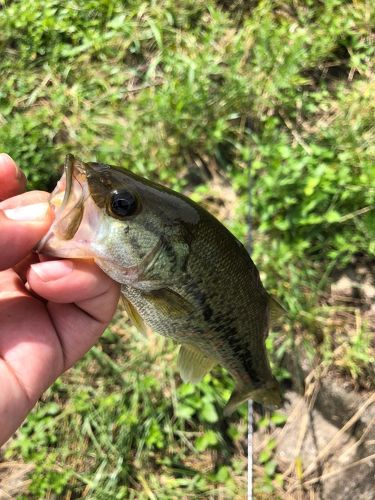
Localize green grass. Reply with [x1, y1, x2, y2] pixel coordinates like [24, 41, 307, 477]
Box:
[5, 319, 246, 497]
[0, 0, 374, 497]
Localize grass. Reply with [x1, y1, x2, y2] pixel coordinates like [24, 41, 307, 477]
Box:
[0, 0, 374, 497]
[5, 317, 247, 498]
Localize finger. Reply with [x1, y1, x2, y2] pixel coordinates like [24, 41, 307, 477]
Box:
[13, 253, 40, 283]
[0, 154, 27, 200]
[0, 190, 50, 210]
[0, 267, 64, 445]
[28, 259, 120, 321]
[0, 269, 64, 400]
[27, 259, 120, 368]
[0, 200, 53, 271]
[0, 262, 119, 445]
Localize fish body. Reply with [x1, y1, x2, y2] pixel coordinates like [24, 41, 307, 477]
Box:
[39, 155, 282, 413]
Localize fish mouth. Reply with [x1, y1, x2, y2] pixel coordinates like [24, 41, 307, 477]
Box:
[60, 153, 77, 214]
[36, 155, 98, 257]
[37, 154, 125, 258]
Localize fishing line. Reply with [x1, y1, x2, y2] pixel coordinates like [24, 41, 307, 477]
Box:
[247, 399, 253, 499]
[246, 159, 253, 500]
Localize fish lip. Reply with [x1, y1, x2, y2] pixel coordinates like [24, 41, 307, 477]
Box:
[60, 154, 88, 205]
[55, 154, 90, 207]
[60, 154, 75, 211]
[36, 155, 90, 253]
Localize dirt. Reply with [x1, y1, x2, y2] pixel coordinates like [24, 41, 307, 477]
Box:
[330, 258, 375, 319]
[252, 259, 375, 499]
[264, 389, 375, 499]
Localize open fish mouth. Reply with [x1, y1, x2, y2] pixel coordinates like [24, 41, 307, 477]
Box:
[36, 155, 98, 258]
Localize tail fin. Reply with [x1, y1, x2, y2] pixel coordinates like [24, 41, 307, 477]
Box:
[224, 380, 282, 416]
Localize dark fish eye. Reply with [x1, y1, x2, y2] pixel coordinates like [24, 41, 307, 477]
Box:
[109, 189, 138, 218]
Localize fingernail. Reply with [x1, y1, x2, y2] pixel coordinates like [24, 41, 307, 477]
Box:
[31, 260, 74, 281]
[0, 153, 23, 180]
[3, 202, 49, 221]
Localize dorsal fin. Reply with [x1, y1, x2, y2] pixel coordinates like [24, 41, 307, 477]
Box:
[177, 344, 217, 384]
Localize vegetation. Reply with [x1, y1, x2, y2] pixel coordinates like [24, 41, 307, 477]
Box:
[0, 0, 374, 497]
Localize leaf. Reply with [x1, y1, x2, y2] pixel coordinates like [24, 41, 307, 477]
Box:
[264, 459, 277, 477]
[200, 402, 218, 423]
[195, 430, 218, 452]
[271, 412, 288, 426]
[176, 405, 195, 420]
[325, 210, 341, 223]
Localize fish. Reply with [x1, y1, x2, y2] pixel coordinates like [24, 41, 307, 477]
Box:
[38, 154, 284, 415]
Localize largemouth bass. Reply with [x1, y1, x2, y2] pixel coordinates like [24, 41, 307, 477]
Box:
[38, 154, 283, 414]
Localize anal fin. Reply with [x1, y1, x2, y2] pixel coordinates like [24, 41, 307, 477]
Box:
[177, 344, 216, 384]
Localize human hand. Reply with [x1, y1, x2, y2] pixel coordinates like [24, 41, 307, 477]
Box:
[0, 154, 121, 445]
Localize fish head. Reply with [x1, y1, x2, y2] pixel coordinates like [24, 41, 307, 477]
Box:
[38, 155, 199, 285]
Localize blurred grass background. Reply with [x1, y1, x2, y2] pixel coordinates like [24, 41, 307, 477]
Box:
[0, 0, 374, 497]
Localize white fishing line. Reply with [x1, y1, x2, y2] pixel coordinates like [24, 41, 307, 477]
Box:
[246, 161, 254, 499]
[248, 399, 253, 499]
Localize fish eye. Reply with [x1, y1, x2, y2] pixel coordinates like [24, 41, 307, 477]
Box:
[109, 189, 138, 218]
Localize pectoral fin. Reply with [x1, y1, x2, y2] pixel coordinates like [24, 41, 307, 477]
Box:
[177, 344, 217, 384]
[121, 296, 151, 338]
[144, 288, 195, 319]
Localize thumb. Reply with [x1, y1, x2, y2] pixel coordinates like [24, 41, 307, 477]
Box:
[0, 202, 53, 270]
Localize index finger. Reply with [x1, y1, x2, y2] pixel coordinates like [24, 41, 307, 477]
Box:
[0, 154, 27, 200]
